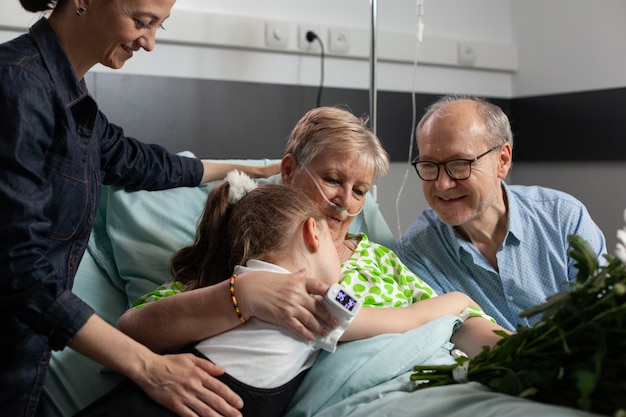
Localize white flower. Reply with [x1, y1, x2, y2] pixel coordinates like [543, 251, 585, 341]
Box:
[226, 170, 257, 203]
[615, 209, 626, 265]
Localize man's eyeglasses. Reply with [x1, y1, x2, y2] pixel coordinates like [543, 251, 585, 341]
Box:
[411, 145, 501, 181]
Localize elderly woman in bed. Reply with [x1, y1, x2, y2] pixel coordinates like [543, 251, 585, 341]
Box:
[118, 107, 506, 360]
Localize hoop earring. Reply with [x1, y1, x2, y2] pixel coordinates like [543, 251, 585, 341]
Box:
[76, 7, 86, 16]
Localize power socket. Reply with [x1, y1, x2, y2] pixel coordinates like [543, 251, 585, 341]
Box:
[298, 25, 323, 50]
[457, 42, 477, 66]
[265, 21, 289, 48]
[329, 27, 350, 53]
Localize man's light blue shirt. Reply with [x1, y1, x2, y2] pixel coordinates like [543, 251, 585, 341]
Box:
[395, 182, 607, 331]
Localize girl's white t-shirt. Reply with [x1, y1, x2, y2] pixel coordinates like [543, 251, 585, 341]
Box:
[194, 260, 351, 388]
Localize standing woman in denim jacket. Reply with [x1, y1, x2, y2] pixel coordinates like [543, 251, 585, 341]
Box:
[0, 1, 335, 416]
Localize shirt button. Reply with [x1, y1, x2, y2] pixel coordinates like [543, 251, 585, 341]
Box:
[508, 295, 514, 301]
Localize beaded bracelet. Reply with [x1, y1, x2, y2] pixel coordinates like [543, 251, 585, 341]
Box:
[229, 274, 246, 323]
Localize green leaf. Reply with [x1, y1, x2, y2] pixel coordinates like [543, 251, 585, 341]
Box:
[575, 370, 597, 398]
[567, 234, 599, 285]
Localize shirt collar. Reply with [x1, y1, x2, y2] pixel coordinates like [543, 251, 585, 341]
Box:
[448, 181, 522, 258]
[502, 181, 524, 244]
[235, 259, 290, 275]
[29, 18, 89, 106]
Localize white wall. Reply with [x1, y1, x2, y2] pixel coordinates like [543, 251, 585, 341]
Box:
[0, 0, 516, 96]
[512, 0, 626, 97]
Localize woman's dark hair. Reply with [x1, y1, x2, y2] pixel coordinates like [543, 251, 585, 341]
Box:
[170, 180, 326, 290]
[20, 0, 58, 13]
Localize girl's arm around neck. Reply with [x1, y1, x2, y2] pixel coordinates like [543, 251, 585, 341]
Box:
[117, 280, 238, 353]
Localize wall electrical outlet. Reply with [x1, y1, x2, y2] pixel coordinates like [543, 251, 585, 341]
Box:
[457, 42, 477, 66]
[328, 27, 350, 53]
[265, 21, 289, 48]
[298, 25, 323, 50]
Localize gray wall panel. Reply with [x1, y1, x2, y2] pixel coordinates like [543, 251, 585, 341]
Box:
[93, 72, 623, 163]
[89, 73, 422, 161]
[90, 73, 371, 159]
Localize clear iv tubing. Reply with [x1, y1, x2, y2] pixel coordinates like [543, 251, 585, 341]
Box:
[299, 165, 363, 218]
[395, 0, 424, 239]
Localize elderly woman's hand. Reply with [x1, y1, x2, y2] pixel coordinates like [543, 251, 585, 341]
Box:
[236, 269, 338, 340]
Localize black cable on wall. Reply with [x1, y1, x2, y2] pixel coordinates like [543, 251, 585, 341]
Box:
[306, 30, 325, 108]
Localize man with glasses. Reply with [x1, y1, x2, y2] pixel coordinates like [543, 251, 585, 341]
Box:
[395, 95, 606, 331]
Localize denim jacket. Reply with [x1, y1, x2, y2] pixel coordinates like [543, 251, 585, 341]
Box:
[0, 18, 203, 415]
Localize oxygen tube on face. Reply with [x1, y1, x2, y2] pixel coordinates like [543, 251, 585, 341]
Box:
[299, 164, 363, 218]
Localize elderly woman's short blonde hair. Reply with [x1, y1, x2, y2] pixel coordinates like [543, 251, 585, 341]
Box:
[285, 106, 389, 183]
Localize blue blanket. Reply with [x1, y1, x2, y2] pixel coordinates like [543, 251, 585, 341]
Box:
[285, 315, 602, 417]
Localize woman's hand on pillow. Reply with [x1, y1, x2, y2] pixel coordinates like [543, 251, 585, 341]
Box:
[200, 161, 280, 184]
[253, 162, 281, 178]
[236, 269, 338, 340]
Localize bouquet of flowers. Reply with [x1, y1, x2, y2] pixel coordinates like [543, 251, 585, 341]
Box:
[411, 219, 626, 416]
